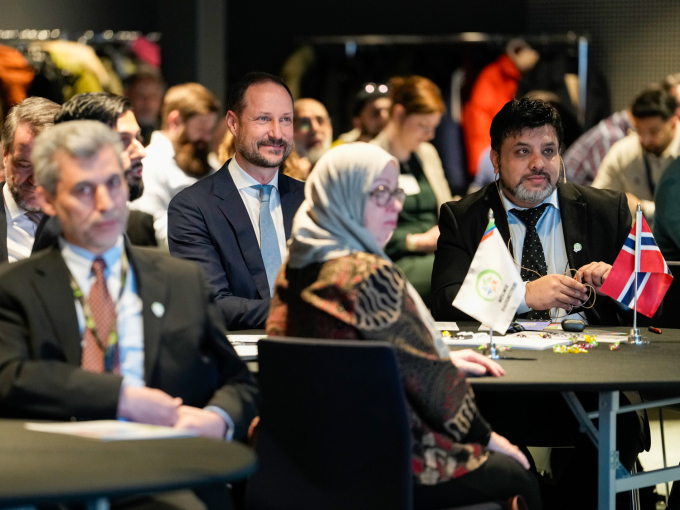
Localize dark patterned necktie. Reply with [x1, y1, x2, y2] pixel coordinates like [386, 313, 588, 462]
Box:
[511, 204, 550, 320]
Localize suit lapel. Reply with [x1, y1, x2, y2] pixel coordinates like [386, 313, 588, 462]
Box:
[31, 247, 82, 364]
[557, 183, 588, 273]
[214, 161, 270, 299]
[0, 182, 8, 263]
[279, 174, 301, 239]
[127, 246, 167, 383]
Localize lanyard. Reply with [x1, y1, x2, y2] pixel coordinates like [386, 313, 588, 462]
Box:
[642, 155, 656, 196]
[69, 251, 129, 371]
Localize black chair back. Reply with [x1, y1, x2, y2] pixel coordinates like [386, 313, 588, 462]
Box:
[246, 337, 412, 510]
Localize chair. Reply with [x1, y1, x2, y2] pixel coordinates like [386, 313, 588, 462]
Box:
[246, 337, 507, 510]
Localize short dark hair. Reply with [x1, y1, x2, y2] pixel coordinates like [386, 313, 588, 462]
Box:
[631, 88, 677, 121]
[490, 97, 565, 154]
[55, 92, 133, 129]
[352, 84, 390, 117]
[228, 72, 294, 117]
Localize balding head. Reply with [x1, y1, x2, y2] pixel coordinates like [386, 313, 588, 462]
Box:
[293, 98, 332, 166]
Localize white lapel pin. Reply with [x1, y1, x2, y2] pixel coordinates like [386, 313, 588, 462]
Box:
[573, 243, 582, 253]
[151, 302, 165, 318]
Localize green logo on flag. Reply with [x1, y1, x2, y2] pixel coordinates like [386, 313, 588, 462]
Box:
[476, 270, 503, 301]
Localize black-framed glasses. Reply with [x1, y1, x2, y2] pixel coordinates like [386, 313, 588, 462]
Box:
[368, 185, 406, 207]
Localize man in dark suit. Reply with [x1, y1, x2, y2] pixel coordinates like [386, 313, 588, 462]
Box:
[0, 120, 259, 442]
[169, 72, 304, 330]
[32, 92, 158, 251]
[1, 97, 60, 263]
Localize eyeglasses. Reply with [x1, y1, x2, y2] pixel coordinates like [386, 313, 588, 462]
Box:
[368, 185, 406, 207]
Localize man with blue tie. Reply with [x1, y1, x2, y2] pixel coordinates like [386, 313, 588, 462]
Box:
[168, 72, 305, 330]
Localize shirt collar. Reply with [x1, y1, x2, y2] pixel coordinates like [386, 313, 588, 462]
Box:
[500, 185, 559, 214]
[228, 157, 279, 191]
[3, 183, 31, 221]
[148, 131, 175, 156]
[59, 235, 125, 281]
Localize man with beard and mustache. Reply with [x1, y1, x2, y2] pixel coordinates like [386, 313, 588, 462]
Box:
[130, 83, 219, 248]
[431, 98, 649, 510]
[292, 98, 333, 178]
[0, 97, 60, 263]
[593, 87, 680, 224]
[168, 72, 304, 330]
[32, 92, 158, 249]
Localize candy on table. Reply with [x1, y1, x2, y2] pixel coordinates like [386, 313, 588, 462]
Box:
[610, 342, 620, 351]
[442, 330, 452, 337]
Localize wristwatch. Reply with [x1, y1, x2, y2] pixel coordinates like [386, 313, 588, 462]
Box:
[405, 234, 418, 252]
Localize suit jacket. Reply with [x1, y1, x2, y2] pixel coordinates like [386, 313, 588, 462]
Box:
[0, 243, 259, 441]
[431, 182, 633, 326]
[32, 210, 158, 254]
[168, 160, 305, 331]
[0, 182, 8, 263]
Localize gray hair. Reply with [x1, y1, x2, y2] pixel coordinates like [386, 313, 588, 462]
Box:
[2, 97, 60, 154]
[32, 120, 123, 195]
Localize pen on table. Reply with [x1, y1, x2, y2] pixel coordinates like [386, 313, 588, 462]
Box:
[648, 326, 662, 334]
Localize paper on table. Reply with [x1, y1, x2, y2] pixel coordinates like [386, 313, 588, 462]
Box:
[234, 345, 258, 358]
[25, 421, 199, 442]
[444, 331, 574, 350]
[434, 322, 459, 331]
[227, 334, 267, 344]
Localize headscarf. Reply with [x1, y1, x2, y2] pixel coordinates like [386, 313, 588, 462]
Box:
[287, 143, 448, 356]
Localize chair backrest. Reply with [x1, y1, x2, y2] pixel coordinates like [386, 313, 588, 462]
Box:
[246, 337, 413, 510]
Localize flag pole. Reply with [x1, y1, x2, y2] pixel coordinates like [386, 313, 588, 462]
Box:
[629, 203, 644, 344]
[487, 208, 501, 360]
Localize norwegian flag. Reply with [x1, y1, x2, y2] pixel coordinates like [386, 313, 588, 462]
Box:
[600, 214, 673, 317]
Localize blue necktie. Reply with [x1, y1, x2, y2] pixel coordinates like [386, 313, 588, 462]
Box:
[252, 184, 282, 297]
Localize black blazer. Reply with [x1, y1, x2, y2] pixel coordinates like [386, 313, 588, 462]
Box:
[168, 161, 305, 331]
[32, 210, 158, 253]
[0, 244, 259, 441]
[431, 182, 633, 326]
[0, 182, 8, 263]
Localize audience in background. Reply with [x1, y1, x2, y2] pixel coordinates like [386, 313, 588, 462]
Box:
[463, 39, 540, 189]
[593, 87, 680, 222]
[335, 83, 392, 144]
[563, 107, 633, 186]
[371, 75, 452, 305]
[168, 72, 304, 330]
[291, 98, 333, 179]
[267, 143, 540, 510]
[32, 92, 157, 250]
[652, 143, 680, 261]
[663, 73, 680, 118]
[131, 82, 220, 247]
[123, 69, 165, 146]
[1, 96, 59, 263]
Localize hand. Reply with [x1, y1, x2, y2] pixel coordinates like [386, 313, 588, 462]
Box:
[450, 349, 505, 377]
[487, 432, 530, 469]
[117, 386, 182, 426]
[576, 262, 612, 295]
[410, 226, 440, 252]
[525, 274, 588, 312]
[174, 406, 227, 439]
[626, 193, 641, 216]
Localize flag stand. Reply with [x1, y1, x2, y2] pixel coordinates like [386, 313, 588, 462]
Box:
[629, 204, 648, 345]
[488, 328, 501, 359]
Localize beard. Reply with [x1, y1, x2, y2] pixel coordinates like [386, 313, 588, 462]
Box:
[500, 167, 556, 205]
[297, 138, 331, 166]
[173, 129, 212, 178]
[125, 163, 145, 202]
[6, 175, 40, 212]
[237, 136, 293, 169]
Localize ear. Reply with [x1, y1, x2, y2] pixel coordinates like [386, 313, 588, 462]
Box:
[166, 110, 183, 131]
[392, 104, 405, 124]
[226, 110, 239, 137]
[490, 149, 501, 175]
[36, 185, 57, 217]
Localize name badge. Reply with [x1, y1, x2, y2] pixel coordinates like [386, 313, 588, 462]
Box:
[398, 174, 421, 196]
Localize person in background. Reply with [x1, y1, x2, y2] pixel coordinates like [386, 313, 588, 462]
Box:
[292, 98, 333, 179]
[267, 143, 540, 510]
[335, 83, 392, 144]
[131, 82, 220, 247]
[32, 92, 157, 249]
[370, 75, 453, 305]
[123, 70, 165, 146]
[0, 96, 60, 263]
[663, 73, 680, 118]
[593, 87, 680, 222]
[463, 39, 540, 188]
[168, 72, 305, 331]
[652, 143, 680, 261]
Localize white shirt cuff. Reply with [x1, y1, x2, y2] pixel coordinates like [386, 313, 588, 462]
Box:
[517, 280, 530, 314]
[204, 405, 235, 441]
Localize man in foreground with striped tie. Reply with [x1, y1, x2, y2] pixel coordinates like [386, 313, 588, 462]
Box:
[0, 120, 258, 445]
[168, 72, 305, 330]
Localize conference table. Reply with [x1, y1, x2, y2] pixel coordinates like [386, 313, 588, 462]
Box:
[232, 325, 680, 510]
[0, 419, 257, 510]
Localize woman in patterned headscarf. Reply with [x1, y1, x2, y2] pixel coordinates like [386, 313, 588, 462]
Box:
[266, 143, 541, 510]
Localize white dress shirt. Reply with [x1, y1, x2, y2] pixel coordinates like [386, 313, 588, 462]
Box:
[228, 157, 287, 261]
[500, 189, 584, 322]
[130, 131, 217, 248]
[4, 184, 39, 263]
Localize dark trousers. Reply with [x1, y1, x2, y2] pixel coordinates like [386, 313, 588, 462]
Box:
[413, 452, 542, 510]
